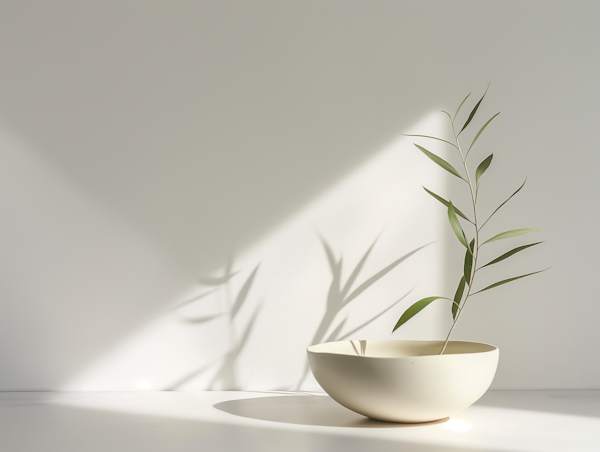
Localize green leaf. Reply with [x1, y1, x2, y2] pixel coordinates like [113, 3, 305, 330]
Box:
[468, 112, 501, 152]
[448, 202, 470, 250]
[454, 92, 471, 120]
[482, 228, 540, 245]
[423, 187, 472, 223]
[415, 144, 465, 181]
[393, 296, 449, 332]
[480, 242, 544, 269]
[452, 276, 466, 320]
[464, 239, 474, 285]
[473, 268, 549, 294]
[475, 154, 493, 185]
[402, 134, 457, 148]
[459, 82, 490, 135]
[480, 179, 526, 230]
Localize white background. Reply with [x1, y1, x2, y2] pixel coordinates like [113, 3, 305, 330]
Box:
[0, 1, 597, 391]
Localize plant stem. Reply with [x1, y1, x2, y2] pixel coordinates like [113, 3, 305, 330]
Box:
[439, 117, 481, 355]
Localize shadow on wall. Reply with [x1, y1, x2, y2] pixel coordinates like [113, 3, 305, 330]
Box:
[163, 231, 430, 392]
[295, 234, 430, 390]
[0, 1, 459, 391]
[0, 1, 451, 276]
[165, 257, 262, 391]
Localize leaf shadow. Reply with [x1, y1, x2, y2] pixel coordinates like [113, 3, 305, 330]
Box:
[207, 303, 262, 390]
[165, 257, 262, 391]
[295, 234, 430, 390]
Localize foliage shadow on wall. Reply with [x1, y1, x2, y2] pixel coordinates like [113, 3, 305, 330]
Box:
[166, 257, 262, 391]
[296, 235, 431, 389]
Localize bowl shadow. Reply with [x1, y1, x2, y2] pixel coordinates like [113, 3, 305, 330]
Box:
[213, 394, 448, 428]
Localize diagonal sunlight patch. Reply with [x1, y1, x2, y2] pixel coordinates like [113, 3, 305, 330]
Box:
[62, 112, 455, 392]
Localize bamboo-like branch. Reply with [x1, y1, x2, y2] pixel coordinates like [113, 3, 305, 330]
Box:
[439, 114, 481, 355]
[393, 91, 543, 356]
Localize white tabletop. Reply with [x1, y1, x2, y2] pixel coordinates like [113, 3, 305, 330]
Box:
[0, 390, 598, 451]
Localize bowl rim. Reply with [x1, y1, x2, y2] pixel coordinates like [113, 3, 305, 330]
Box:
[307, 339, 498, 359]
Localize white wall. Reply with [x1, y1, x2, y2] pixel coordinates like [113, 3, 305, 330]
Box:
[0, 0, 598, 391]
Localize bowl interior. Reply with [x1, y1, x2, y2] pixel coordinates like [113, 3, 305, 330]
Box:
[307, 340, 497, 358]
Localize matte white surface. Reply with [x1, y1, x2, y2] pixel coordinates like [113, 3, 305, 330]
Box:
[308, 340, 498, 422]
[0, 1, 599, 391]
[1, 391, 599, 452]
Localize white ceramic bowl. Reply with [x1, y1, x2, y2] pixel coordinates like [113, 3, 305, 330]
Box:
[307, 340, 499, 423]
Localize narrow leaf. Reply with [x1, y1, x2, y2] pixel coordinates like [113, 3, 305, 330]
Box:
[402, 134, 457, 148]
[393, 296, 449, 332]
[448, 202, 469, 250]
[468, 112, 501, 152]
[483, 228, 540, 245]
[415, 144, 465, 181]
[480, 242, 544, 269]
[441, 110, 453, 122]
[480, 179, 526, 230]
[473, 269, 549, 294]
[476, 154, 493, 185]
[464, 239, 474, 285]
[452, 276, 466, 320]
[423, 187, 472, 222]
[454, 92, 471, 120]
[459, 82, 491, 135]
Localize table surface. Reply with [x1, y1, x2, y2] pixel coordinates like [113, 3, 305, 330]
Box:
[1, 390, 599, 452]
